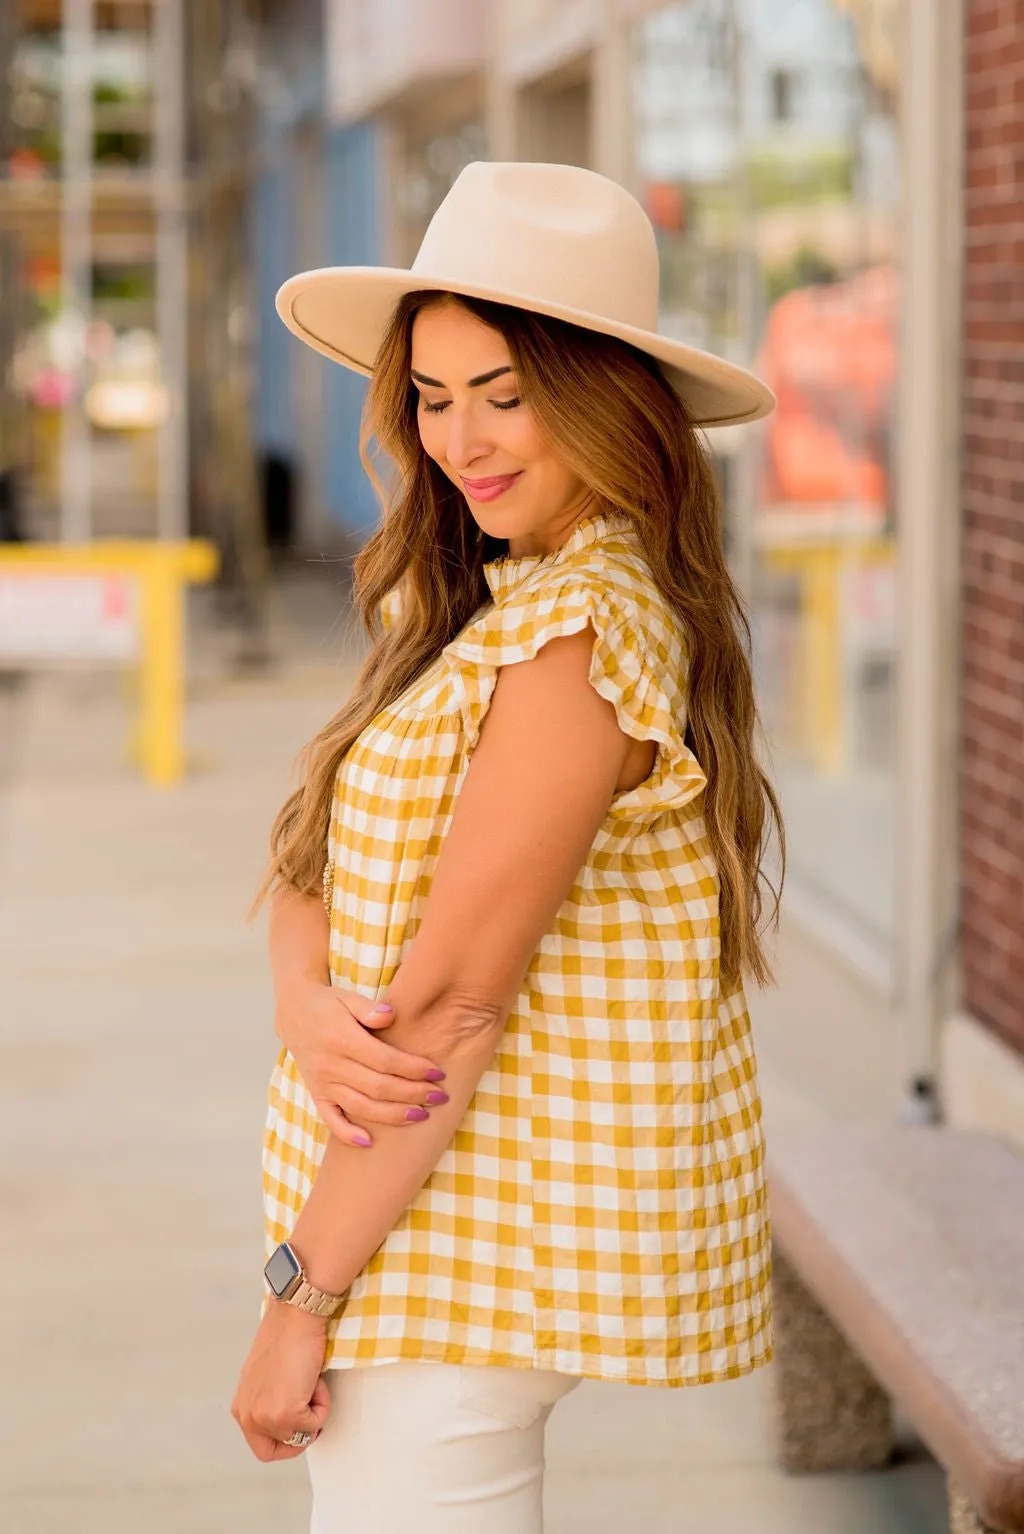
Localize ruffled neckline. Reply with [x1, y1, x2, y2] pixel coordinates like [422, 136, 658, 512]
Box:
[483, 509, 632, 597]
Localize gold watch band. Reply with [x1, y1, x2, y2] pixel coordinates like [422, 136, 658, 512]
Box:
[285, 1276, 346, 1319]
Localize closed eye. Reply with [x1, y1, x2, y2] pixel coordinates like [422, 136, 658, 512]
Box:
[421, 397, 521, 415]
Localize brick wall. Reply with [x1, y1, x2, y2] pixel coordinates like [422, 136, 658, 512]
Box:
[961, 0, 1024, 1055]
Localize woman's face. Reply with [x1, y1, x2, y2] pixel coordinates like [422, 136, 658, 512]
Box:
[410, 300, 593, 558]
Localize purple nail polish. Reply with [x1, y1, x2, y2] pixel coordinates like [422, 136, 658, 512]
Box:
[425, 1068, 446, 1082]
[406, 1107, 429, 1122]
[426, 1091, 449, 1106]
[353, 1134, 372, 1147]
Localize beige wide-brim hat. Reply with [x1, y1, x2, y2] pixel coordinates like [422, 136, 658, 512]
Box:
[276, 161, 775, 428]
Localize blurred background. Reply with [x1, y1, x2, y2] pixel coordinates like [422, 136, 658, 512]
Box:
[0, 2, 1019, 1532]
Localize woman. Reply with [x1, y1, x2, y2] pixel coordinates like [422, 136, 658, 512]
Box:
[232, 161, 784, 1532]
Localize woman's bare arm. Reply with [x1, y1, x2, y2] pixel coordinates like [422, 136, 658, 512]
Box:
[286, 624, 633, 1299]
[269, 883, 330, 992]
[269, 887, 447, 1145]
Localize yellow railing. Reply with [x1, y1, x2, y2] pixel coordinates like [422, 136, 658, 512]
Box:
[0, 539, 219, 786]
[760, 533, 895, 776]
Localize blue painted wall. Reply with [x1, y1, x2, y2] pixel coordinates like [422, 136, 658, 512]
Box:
[322, 122, 380, 535]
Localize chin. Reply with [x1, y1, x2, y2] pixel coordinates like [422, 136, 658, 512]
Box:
[463, 503, 528, 540]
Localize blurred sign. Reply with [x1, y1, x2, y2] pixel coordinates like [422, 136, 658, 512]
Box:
[0, 540, 217, 785]
[0, 572, 140, 661]
[841, 559, 896, 652]
[645, 181, 687, 232]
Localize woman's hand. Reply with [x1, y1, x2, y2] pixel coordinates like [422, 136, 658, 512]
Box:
[232, 1303, 331, 1462]
[275, 976, 450, 1147]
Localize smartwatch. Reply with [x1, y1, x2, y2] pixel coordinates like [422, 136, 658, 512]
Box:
[264, 1241, 347, 1319]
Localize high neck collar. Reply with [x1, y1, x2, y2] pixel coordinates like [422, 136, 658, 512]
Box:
[483, 510, 632, 598]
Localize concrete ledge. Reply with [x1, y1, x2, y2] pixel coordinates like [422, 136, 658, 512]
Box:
[768, 1124, 1024, 1529]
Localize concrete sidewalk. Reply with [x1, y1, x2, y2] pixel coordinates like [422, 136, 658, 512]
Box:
[0, 581, 945, 1533]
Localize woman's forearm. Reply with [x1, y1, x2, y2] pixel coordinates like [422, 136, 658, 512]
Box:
[269, 882, 509, 1299]
[288, 1002, 506, 1297]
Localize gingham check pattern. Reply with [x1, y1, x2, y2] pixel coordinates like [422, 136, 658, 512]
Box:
[263, 510, 773, 1387]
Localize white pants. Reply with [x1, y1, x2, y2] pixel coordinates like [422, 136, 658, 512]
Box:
[307, 1362, 581, 1533]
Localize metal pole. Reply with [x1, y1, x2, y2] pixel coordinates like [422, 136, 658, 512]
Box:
[154, 0, 188, 541]
[59, 0, 93, 544]
[894, 0, 964, 1115]
[593, 0, 632, 185]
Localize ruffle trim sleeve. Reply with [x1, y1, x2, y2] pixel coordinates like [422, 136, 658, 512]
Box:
[441, 572, 707, 823]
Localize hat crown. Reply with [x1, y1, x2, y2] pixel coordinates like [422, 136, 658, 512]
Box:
[411, 162, 661, 332]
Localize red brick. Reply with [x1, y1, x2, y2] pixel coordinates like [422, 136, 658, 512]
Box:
[968, 2, 1002, 35]
[943, 4, 1024, 1050]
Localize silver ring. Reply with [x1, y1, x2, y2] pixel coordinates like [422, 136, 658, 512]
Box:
[286, 1429, 313, 1448]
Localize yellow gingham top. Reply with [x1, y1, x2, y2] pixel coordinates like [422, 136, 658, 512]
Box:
[263, 509, 772, 1387]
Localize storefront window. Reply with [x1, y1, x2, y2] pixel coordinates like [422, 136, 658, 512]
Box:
[2, 9, 161, 536]
[631, 0, 900, 960]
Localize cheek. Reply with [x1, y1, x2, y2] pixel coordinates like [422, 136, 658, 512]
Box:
[534, 452, 587, 510]
[501, 408, 547, 466]
[511, 418, 575, 492]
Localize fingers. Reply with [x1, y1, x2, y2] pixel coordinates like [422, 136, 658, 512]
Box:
[336, 993, 446, 1082]
[348, 997, 397, 1032]
[314, 1097, 374, 1148]
[233, 1405, 326, 1463]
[315, 1085, 450, 1146]
[244, 1427, 308, 1462]
[233, 1396, 310, 1463]
[340, 1014, 446, 1084]
[333, 1083, 441, 1129]
[261, 1402, 324, 1454]
[241, 1424, 316, 1462]
[296, 1398, 328, 1435]
[335, 1058, 449, 1112]
[261, 1402, 323, 1443]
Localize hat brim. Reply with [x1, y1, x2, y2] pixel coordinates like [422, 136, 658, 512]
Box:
[276, 267, 775, 429]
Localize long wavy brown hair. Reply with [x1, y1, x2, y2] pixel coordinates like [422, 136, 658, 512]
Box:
[259, 291, 785, 988]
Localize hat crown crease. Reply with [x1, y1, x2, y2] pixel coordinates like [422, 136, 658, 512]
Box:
[410, 161, 661, 333]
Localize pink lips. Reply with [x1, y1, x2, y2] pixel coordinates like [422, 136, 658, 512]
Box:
[461, 472, 523, 503]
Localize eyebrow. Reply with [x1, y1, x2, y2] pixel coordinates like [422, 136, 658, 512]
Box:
[410, 366, 514, 389]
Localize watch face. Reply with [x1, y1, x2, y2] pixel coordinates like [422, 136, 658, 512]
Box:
[265, 1242, 301, 1299]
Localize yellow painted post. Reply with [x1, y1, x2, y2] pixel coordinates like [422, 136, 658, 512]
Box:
[760, 534, 896, 779]
[139, 551, 184, 786]
[0, 539, 218, 787]
[761, 541, 843, 775]
[803, 545, 843, 777]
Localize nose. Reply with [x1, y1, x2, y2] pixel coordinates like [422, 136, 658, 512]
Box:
[444, 405, 490, 473]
